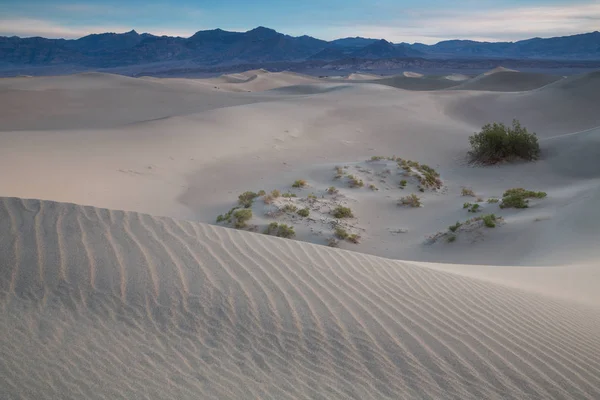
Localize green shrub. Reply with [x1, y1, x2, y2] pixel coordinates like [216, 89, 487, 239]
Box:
[264, 222, 280, 235]
[327, 186, 338, 194]
[282, 192, 297, 198]
[449, 221, 462, 232]
[347, 234, 360, 244]
[482, 214, 497, 228]
[276, 224, 295, 238]
[468, 204, 480, 213]
[233, 209, 253, 228]
[334, 227, 349, 239]
[307, 193, 317, 199]
[238, 191, 260, 208]
[369, 156, 385, 161]
[216, 206, 240, 224]
[369, 184, 378, 191]
[446, 234, 457, 243]
[487, 198, 500, 204]
[271, 189, 281, 198]
[297, 208, 310, 217]
[264, 222, 295, 238]
[398, 194, 421, 207]
[461, 188, 475, 197]
[347, 175, 364, 188]
[500, 188, 547, 209]
[463, 202, 472, 209]
[281, 204, 298, 213]
[257, 190, 266, 196]
[292, 179, 307, 188]
[469, 119, 540, 164]
[399, 179, 407, 188]
[332, 206, 354, 218]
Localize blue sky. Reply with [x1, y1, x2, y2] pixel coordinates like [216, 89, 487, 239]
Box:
[0, 0, 598, 44]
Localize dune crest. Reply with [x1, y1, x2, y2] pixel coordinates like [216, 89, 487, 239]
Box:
[1, 197, 600, 399]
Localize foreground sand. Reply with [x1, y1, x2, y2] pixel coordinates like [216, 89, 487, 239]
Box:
[1, 68, 600, 399]
[1, 197, 600, 399]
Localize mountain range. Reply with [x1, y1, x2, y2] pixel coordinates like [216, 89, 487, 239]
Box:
[1, 27, 599, 70]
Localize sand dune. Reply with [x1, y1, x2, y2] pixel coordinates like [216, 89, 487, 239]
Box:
[346, 72, 383, 80]
[1, 197, 600, 400]
[453, 71, 563, 92]
[447, 70, 600, 135]
[2, 69, 600, 398]
[367, 74, 460, 90]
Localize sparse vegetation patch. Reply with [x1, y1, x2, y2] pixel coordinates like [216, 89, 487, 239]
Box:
[500, 188, 547, 209]
[332, 206, 354, 219]
[292, 179, 308, 188]
[398, 194, 422, 207]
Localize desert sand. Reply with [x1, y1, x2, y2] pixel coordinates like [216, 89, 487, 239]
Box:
[1, 67, 600, 399]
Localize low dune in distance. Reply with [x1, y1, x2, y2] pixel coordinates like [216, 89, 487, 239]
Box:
[1, 67, 600, 399]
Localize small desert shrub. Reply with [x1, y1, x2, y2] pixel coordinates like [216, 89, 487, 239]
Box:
[446, 234, 457, 243]
[332, 206, 354, 219]
[264, 222, 295, 238]
[233, 209, 253, 229]
[399, 179, 407, 188]
[270, 189, 281, 198]
[347, 234, 360, 244]
[292, 179, 307, 188]
[461, 187, 476, 197]
[334, 227, 349, 240]
[347, 175, 364, 188]
[468, 119, 540, 164]
[297, 208, 310, 217]
[500, 188, 547, 209]
[257, 190, 266, 196]
[238, 191, 260, 208]
[281, 204, 298, 213]
[216, 206, 240, 223]
[398, 194, 421, 207]
[487, 198, 500, 204]
[463, 202, 472, 209]
[327, 186, 339, 194]
[263, 195, 275, 204]
[449, 221, 462, 232]
[327, 238, 340, 247]
[334, 166, 344, 179]
[264, 222, 280, 235]
[276, 224, 295, 238]
[468, 204, 480, 213]
[282, 192, 297, 198]
[307, 193, 317, 200]
[482, 214, 497, 228]
[369, 184, 378, 191]
[369, 156, 385, 161]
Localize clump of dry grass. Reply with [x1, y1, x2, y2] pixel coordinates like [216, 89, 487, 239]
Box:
[461, 187, 476, 197]
[398, 194, 421, 207]
[292, 179, 308, 188]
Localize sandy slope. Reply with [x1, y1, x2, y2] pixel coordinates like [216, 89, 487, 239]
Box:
[1, 69, 600, 398]
[1, 197, 600, 400]
[1, 71, 600, 265]
[453, 70, 563, 92]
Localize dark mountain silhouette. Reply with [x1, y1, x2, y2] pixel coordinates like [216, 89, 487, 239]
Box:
[1, 28, 599, 72]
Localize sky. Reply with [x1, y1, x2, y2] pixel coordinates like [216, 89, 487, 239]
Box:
[0, 0, 598, 44]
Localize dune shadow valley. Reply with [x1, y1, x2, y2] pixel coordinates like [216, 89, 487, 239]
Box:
[2, 66, 600, 399]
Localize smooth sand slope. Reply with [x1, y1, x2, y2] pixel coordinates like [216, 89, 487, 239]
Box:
[2, 197, 600, 400]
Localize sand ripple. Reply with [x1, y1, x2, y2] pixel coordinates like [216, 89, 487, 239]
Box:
[1, 197, 600, 399]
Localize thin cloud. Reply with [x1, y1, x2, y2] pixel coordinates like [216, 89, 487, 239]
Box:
[321, 2, 600, 43]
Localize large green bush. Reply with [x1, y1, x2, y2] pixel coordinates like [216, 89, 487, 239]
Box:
[469, 119, 540, 164]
